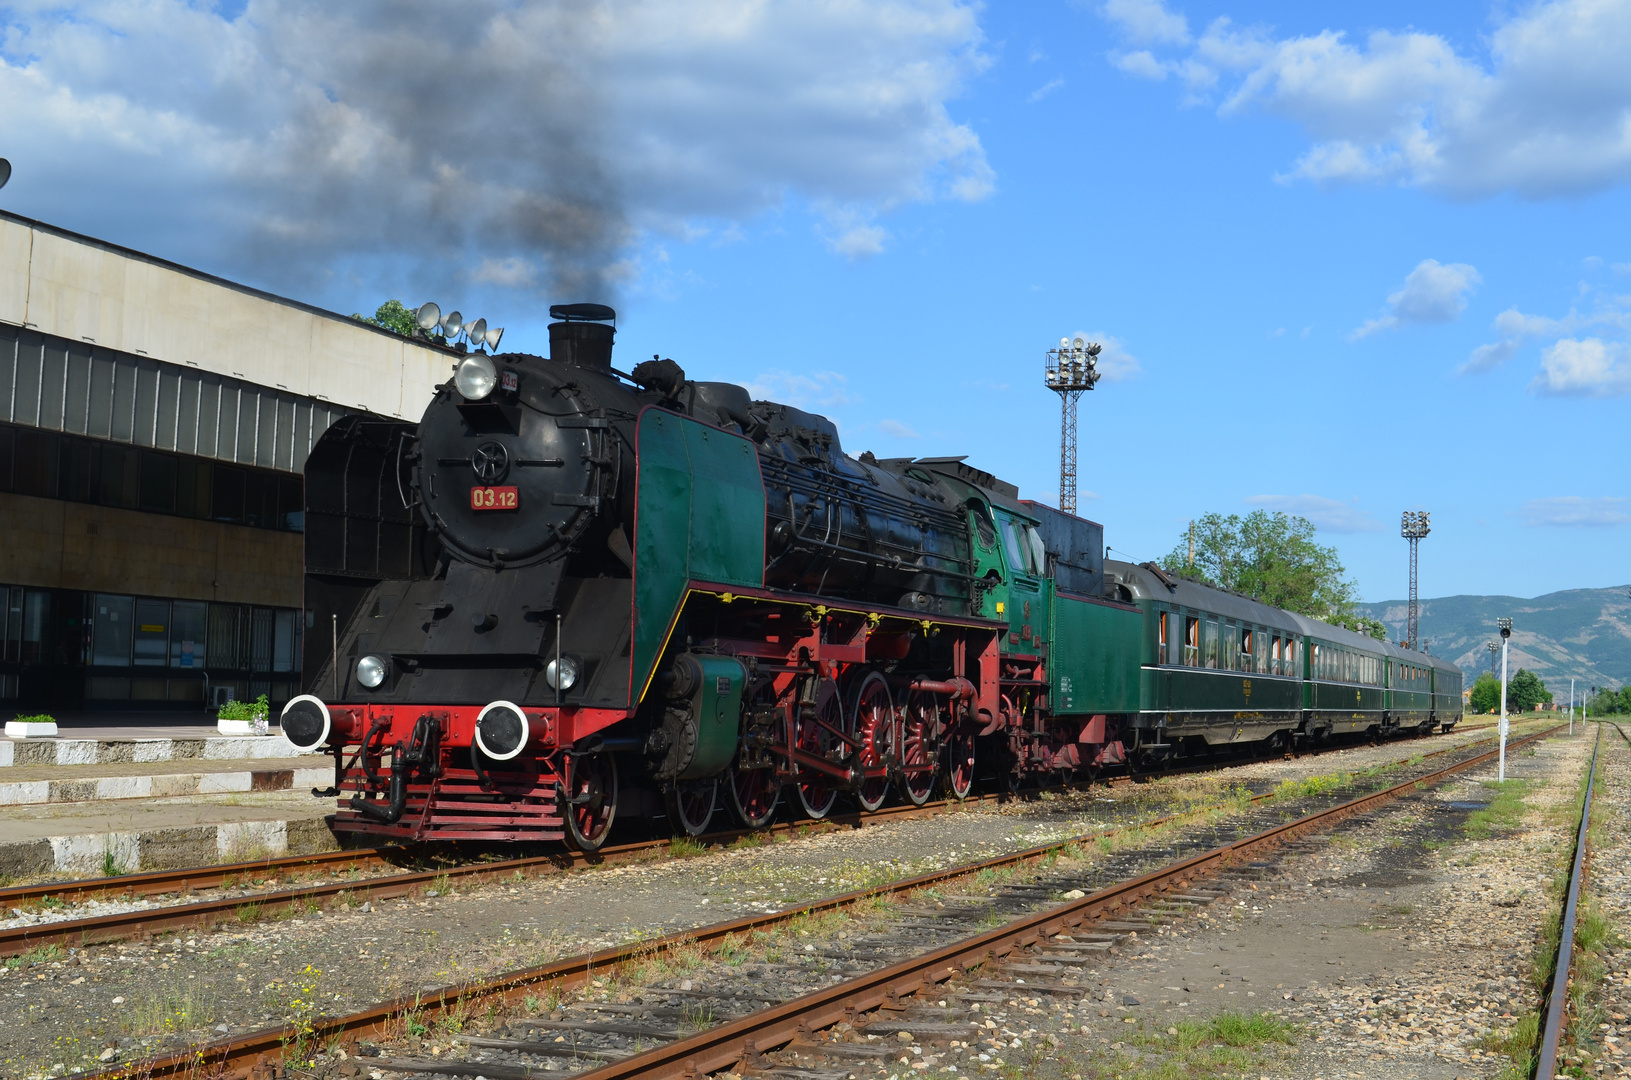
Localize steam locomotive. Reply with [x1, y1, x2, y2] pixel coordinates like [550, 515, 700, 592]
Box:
[280, 303, 1462, 849]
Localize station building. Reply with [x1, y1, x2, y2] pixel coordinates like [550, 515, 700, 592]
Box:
[0, 210, 450, 713]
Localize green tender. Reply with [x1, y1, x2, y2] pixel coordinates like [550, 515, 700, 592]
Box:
[1050, 591, 1142, 715]
[632, 410, 766, 705]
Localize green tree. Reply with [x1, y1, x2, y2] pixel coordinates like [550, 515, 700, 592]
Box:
[1507, 668, 1551, 712]
[351, 299, 418, 336]
[1589, 686, 1628, 716]
[1469, 672, 1501, 714]
[1160, 511, 1382, 638]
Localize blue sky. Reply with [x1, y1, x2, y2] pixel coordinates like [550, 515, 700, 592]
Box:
[1, 0, 1627, 603]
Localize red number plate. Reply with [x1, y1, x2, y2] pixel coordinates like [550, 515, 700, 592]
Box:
[470, 486, 519, 510]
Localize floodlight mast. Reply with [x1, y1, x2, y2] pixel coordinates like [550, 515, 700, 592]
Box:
[1043, 336, 1101, 515]
[1400, 510, 1431, 650]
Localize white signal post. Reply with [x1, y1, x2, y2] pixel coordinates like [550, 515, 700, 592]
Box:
[1570, 678, 1575, 736]
[1497, 617, 1512, 781]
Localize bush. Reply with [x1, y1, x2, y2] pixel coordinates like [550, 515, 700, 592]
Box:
[218, 694, 269, 722]
[1469, 673, 1500, 714]
[11, 713, 55, 724]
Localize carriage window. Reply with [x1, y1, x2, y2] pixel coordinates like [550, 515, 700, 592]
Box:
[1159, 612, 1169, 662]
[1271, 636, 1281, 674]
[1285, 639, 1295, 673]
[1239, 628, 1253, 670]
[1204, 619, 1219, 669]
[1184, 616, 1199, 666]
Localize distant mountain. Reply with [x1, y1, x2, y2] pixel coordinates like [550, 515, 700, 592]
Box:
[1355, 586, 1631, 693]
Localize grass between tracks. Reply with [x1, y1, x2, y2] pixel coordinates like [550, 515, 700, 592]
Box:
[966, 1010, 1297, 1080]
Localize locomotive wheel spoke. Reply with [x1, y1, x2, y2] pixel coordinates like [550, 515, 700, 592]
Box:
[848, 671, 895, 813]
[946, 726, 976, 799]
[795, 677, 842, 819]
[726, 756, 780, 829]
[665, 776, 719, 837]
[563, 751, 618, 852]
[898, 689, 943, 806]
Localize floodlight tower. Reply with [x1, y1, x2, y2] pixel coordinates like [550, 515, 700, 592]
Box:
[1043, 336, 1101, 515]
[1401, 510, 1431, 650]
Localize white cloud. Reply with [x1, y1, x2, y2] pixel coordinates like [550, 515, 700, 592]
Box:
[875, 419, 920, 438]
[1244, 494, 1383, 533]
[0, 0, 993, 299]
[1351, 259, 1480, 339]
[1076, 331, 1143, 381]
[822, 216, 889, 259]
[1530, 338, 1631, 397]
[1102, 0, 1190, 46]
[1100, 0, 1631, 199]
[1519, 496, 1630, 527]
[1113, 50, 1172, 80]
[1028, 77, 1066, 102]
[743, 370, 857, 411]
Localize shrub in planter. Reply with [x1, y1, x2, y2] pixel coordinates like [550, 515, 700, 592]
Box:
[217, 694, 270, 736]
[5, 713, 58, 738]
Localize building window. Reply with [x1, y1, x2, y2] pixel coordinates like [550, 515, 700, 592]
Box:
[133, 598, 170, 667]
[0, 422, 302, 533]
[92, 595, 134, 666]
[171, 602, 208, 668]
[21, 591, 50, 664]
[2, 586, 20, 663]
[273, 610, 296, 673]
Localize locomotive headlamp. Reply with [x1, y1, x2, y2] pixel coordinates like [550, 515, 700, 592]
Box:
[455, 354, 498, 400]
[545, 654, 581, 692]
[356, 654, 390, 689]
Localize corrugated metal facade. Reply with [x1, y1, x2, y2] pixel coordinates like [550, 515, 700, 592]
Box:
[0, 322, 346, 474]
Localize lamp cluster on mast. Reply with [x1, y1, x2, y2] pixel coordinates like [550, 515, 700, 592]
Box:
[1043, 336, 1100, 515]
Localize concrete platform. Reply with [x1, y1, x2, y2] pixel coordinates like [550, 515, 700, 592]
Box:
[0, 789, 342, 878]
[0, 755, 332, 806]
[1, 729, 313, 767]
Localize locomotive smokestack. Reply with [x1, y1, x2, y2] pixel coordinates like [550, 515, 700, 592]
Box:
[548, 302, 616, 369]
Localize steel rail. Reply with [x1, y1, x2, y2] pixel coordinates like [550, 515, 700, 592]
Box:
[2, 719, 1490, 913]
[4, 724, 1515, 957]
[86, 725, 1557, 1080]
[1534, 723, 1602, 1080]
[0, 793, 1009, 955]
[568, 724, 1560, 1080]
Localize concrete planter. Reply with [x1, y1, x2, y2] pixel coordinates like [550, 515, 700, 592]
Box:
[216, 718, 270, 736]
[5, 720, 59, 738]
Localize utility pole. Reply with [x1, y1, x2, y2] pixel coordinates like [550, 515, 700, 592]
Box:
[1400, 511, 1430, 650]
[1497, 617, 1512, 781]
[1043, 337, 1100, 515]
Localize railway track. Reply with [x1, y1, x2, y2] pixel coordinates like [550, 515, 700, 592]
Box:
[1, 718, 1504, 920]
[1534, 723, 1607, 1078]
[83, 724, 1559, 1080]
[2, 723, 1522, 960]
